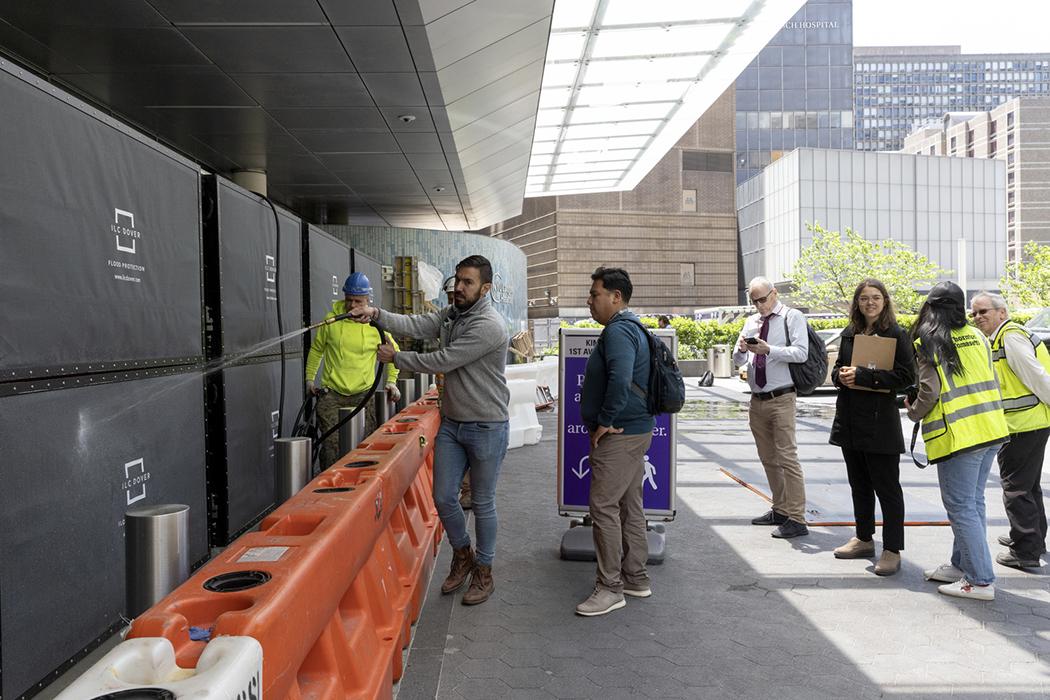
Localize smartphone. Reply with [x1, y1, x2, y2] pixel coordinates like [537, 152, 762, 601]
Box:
[905, 384, 919, 403]
[744, 337, 759, 344]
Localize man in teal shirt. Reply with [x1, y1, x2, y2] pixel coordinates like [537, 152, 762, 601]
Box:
[576, 267, 653, 617]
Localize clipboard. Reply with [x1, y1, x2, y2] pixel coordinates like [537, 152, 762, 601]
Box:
[851, 334, 896, 393]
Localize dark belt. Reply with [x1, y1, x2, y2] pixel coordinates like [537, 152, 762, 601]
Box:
[753, 386, 796, 401]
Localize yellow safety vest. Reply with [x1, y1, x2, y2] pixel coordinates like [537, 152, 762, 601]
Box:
[916, 325, 1009, 463]
[990, 321, 1050, 434]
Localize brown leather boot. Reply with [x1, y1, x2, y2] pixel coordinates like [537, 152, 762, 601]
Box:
[461, 564, 494, 605]
[441, 546, 474, 594]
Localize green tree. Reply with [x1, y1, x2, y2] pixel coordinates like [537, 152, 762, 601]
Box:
[786, 223, 947, 314]
[1000, 241, 1050, 308]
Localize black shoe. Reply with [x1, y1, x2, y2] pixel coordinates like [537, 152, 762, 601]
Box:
[772, 520, 809, 539]
[997, 534, 1014, 548]
[996, 550, 1042, 569]
[751, 509, 789, 526]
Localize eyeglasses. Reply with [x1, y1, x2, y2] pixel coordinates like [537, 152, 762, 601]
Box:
[858, 295, 883, 304]
[969, 308, 995, 318]
[750, 292, 774, 304]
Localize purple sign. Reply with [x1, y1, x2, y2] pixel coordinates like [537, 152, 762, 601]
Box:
[558, 328, 676, 519]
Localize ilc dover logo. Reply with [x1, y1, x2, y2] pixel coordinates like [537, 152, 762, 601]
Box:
[122, 457, 150, 506]
[107, 207, 147, 284]
[264, 253, 277, 301]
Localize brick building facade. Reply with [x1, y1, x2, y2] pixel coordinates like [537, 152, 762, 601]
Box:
[483, 88, 739, 319]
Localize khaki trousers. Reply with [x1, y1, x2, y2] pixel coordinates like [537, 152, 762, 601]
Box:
[316, 389, 378, 470]
[588, 431, 654, 592]
[749, 392, 807, 523]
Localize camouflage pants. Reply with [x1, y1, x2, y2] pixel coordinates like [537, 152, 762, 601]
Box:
[316, 389, 378, 470]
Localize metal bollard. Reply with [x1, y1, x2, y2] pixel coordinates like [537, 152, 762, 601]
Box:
[274, 437, 311, 500]
[397, 378, 417, 412]
[338, 406, 366, 454]
[374, 391, 393, 425]
[413, 372, 431, 399]
[125, 504, 190, 618]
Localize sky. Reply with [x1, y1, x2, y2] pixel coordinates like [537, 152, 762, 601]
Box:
[853, 0, 1050, 54]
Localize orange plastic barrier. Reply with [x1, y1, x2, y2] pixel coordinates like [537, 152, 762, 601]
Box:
[128, 394, 443, 699]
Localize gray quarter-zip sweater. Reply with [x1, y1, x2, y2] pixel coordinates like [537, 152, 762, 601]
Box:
[377, 294, 510, 422]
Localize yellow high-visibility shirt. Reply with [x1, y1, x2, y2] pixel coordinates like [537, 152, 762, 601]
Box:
[305, 301, 399, 395]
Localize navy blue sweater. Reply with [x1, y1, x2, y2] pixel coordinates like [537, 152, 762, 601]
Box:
[581, 310, 654, 435]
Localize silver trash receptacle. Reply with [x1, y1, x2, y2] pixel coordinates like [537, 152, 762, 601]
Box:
[274, 437, 311, 500]
[125, 504, 190, 617]
[709, 344, 733, 378]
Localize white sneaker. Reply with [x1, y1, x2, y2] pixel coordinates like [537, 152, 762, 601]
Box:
[923, 563, 964, 582]
[938, 578, 995, 601]
[623, 584, 652, 598]
[575, 587, 626, 616]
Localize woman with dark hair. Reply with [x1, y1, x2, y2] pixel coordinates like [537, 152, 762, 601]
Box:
[907, 282, 1009, 601]
[830, 279, 915, 575]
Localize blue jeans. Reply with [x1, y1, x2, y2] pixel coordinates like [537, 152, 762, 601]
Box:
[433, 417, 509, 566]
[937, 446, 998, 585]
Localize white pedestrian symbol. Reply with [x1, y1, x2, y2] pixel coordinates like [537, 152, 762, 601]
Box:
[643, 455, 657, 490]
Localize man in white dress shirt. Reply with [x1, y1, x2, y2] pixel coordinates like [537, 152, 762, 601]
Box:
[733, 277, 810, 538]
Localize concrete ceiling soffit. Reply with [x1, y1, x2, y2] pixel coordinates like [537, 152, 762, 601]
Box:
[413, 0, 554, 230]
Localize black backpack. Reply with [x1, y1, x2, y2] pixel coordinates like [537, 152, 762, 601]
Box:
[627, 320, 686, 414]
[783, 310, 827, 395]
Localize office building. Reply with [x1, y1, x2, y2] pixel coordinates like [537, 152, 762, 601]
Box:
[734, 0, 854, 184]
[902, 97, 1050, 265]
[854, 46, 1050, 152]
[485, 89, 738, 320]
[737, 148, 1006, 293]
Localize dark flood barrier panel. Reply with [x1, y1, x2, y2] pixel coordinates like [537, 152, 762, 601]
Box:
[203, 175, 303, 360]
[206, 357, 304, 546]
[0, 372, 208, 699]
[0, 62, 203, 383]
[305, 224, 352, 326]
[351, 248, 384, 311]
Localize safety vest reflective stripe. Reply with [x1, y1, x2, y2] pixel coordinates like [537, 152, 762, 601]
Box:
[1002, 395, 1041, 411]
[991, 333, 1040, 361]
[941, 378, 1001, 403]
[921, 398, 1006, 438]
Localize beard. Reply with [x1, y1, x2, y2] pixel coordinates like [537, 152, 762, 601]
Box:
[453, 290, 482, 310]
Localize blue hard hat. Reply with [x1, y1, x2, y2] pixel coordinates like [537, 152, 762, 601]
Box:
[342, 272, 372, 296]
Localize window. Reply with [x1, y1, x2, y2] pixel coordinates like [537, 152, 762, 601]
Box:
[682, 151, 733, 173]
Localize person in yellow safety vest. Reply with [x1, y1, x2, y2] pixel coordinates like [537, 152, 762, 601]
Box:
[306, 272, 401, 469]
[906, 282, 1009, 601]
[970, 291, 1050, 570]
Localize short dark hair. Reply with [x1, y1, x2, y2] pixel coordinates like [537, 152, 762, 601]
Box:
[456, 255, 493, 284]
[591, 266, 633, 303]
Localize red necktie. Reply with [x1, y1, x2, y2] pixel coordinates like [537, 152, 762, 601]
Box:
[754, 314, 771, 388]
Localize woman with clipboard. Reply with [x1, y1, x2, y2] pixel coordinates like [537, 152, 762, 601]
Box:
[829, 278, 915, 576]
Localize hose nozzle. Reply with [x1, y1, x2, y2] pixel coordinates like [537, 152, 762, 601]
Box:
[324, 311, 354, 325]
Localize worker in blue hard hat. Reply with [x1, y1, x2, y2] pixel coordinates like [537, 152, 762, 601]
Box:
[306, 271, 401, 469]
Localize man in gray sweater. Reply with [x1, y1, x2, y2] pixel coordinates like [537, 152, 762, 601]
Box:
[351, 255, 510, 605]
